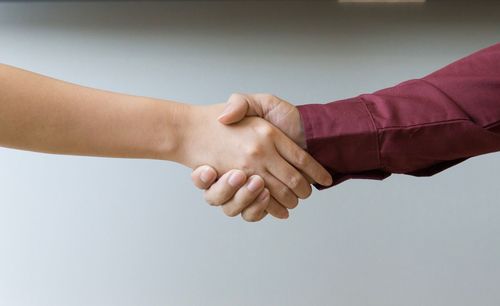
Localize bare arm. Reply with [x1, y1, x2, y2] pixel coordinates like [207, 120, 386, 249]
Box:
[0, 63, 184, 160]
[0, 64, 331, 221]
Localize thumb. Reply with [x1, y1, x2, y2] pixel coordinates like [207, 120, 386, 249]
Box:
[217, 93, 260, 124]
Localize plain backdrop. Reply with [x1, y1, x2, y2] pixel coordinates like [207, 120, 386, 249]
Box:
[0, 1, 499, 306]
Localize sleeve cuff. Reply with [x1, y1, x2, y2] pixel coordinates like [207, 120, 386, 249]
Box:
[298, 97, 389, 189]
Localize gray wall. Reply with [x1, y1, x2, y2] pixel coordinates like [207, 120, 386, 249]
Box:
[0, 1, 499, 306]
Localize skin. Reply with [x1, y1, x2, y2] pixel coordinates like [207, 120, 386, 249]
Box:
[0, 64, 332, 220]
[191, 93, 323, 222]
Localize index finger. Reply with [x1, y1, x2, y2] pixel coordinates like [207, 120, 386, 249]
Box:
[203, 170, 247, 206]
[274, 131, 333, 186]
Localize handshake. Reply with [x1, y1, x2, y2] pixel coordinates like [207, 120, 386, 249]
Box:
[0, 64, 331, 221]
[181, 93, 332, 222]
[2, 42, 497, 224]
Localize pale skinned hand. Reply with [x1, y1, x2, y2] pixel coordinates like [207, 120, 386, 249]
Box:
[191, 94, 332, 222]
[184, 103, 331, 222]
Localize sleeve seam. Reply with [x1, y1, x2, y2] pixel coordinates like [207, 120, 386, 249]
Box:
[379, 118, 471, 131]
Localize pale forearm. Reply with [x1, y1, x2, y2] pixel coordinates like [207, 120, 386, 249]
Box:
[0, 64, 186, 160]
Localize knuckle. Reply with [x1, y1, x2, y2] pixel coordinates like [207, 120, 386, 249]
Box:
[294, 151, 309, 168]
[255, 124, 274, 137]
[275, 186, 298, 208]
[288, 174, 303, 190]
[245, 144, 265, 158]
[204, 191, 222, 206]
[262, 125, 274, 137]
[239, 160, 252, 172]
[278, 185, 292, 197]
[237, 163, 255, 177]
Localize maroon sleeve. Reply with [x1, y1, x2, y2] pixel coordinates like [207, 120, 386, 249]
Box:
[298, 43, 500, 188]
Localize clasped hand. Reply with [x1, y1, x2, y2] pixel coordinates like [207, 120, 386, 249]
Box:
[184, 94, 332, 222]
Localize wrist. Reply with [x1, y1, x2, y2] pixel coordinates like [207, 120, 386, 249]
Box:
[166, 103, 225, 167]
[155, 101, 196, 163]
[169, 103, 198, 165]
[291, 107, 306, 149]
[272, 106, 306, 149]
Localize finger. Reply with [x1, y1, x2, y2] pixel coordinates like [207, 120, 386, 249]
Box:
[217, 93, 263, 124]
[241, 188, 270, 222]
[203, 170, 247, 206]
[243, 210, 268, 222]
[302, 171, 315, 184]
[274, 132, 333, 186]
[262, 172, 299, 209]
[191, 165, 218, 190]
[266, 197, 289, 219]
[221, 175, 265, 217]
[267, 157, 312, 199]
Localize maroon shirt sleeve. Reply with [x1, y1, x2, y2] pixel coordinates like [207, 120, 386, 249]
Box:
[298, 43, 500, 188]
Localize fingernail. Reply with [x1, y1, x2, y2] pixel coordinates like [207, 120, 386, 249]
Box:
[247, 176, 263, 192]
[323, 174, 333, 186]
[200, 167, 214, 183]
[228, 171, 245, 187]
[257, 189, 269, 201]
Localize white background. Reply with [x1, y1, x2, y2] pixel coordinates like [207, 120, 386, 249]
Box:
[0, 1, 499, 305]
